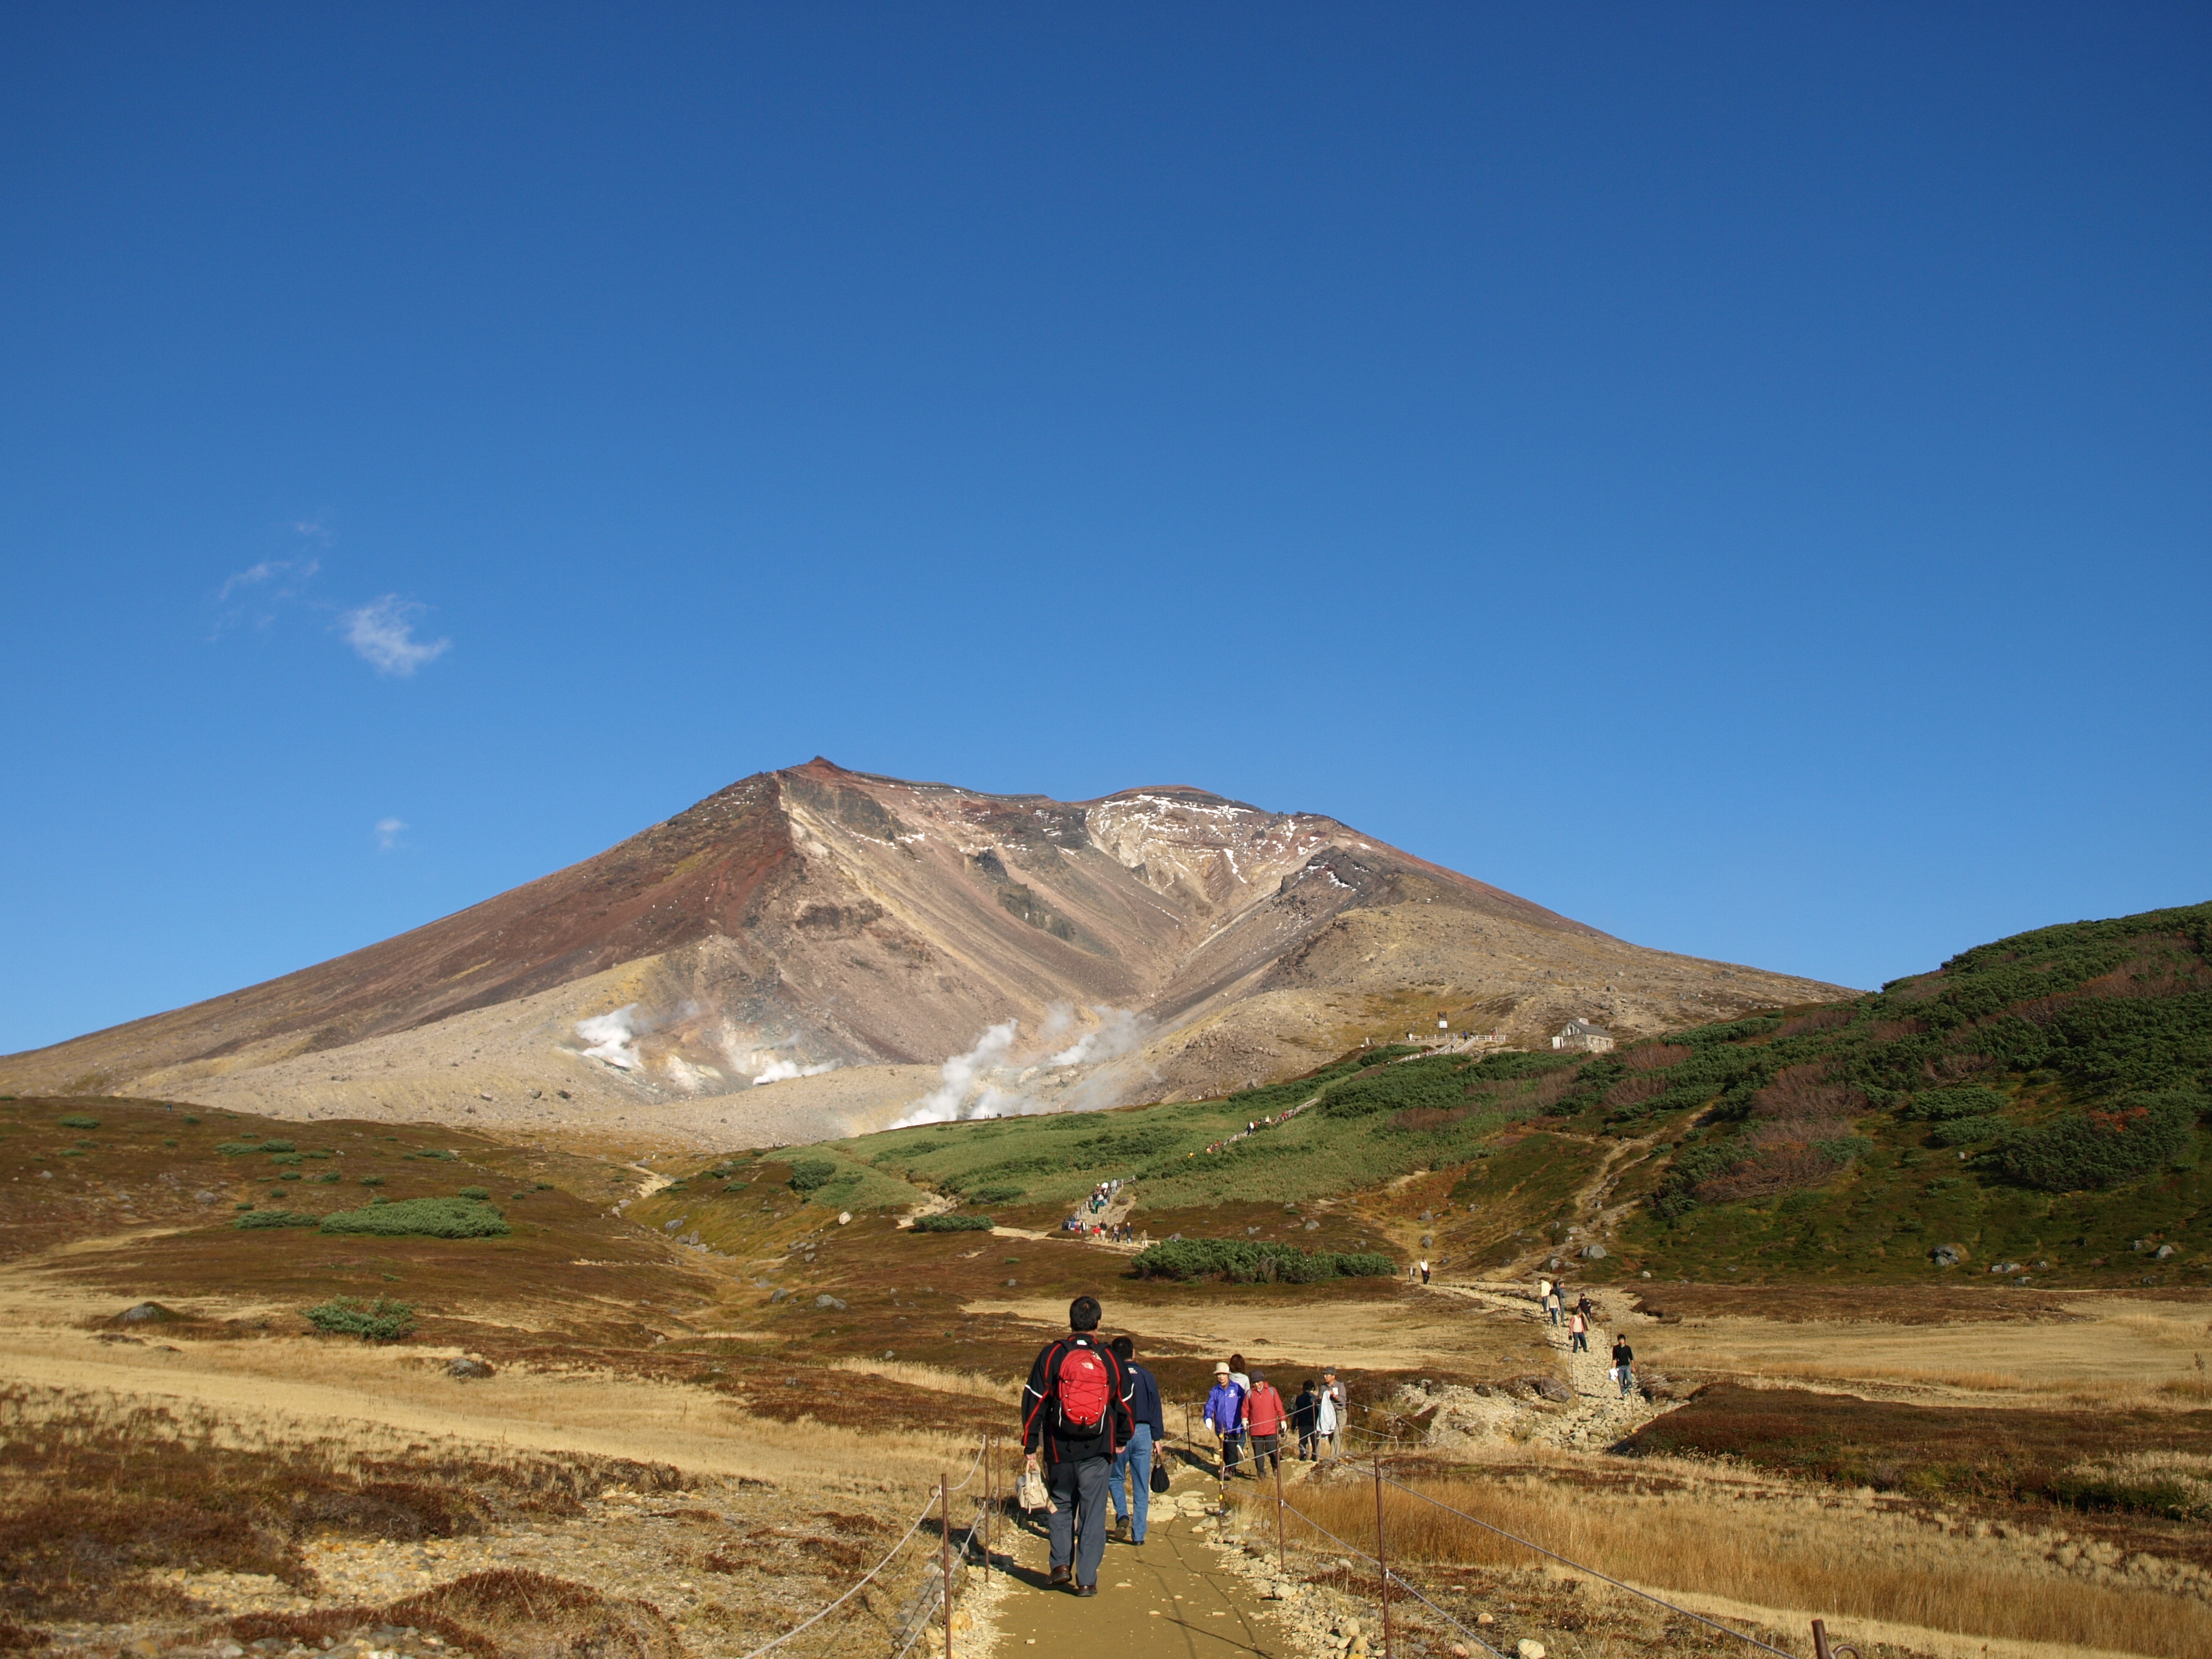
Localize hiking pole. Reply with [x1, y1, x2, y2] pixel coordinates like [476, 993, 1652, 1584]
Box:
[940, 1471, 953, 1659]
[1373, 1454, 1393, 1659]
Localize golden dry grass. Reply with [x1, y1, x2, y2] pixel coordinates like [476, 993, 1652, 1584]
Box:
[1245, 1470, 2212, 1659]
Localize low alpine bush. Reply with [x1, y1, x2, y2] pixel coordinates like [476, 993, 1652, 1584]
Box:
[303, 1296, 417, 1341]
[318, 1196, 511, 1238]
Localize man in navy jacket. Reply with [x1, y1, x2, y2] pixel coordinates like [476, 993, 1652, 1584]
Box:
[1105, 1335, 1165, 1544]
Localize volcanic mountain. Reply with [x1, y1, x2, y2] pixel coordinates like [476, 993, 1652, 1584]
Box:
[1, 759, 1851, 1143]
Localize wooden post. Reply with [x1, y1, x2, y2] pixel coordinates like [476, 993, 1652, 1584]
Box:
[980, 1435, 991, 1580]
[1273, 1445, 1287, 1577]
[940, 1472, 953, 1659]
[1373, 1455, 1393, 1659]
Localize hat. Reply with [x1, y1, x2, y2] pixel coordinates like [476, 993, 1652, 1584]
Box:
[1252, 1370, 1267, 1382]
[1214, 1361, 1231, 1375]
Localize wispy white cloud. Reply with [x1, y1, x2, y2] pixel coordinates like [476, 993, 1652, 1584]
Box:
[218, 555, 321, 603]
[341, 595, 451, 676]
[374, 817, 407, 851]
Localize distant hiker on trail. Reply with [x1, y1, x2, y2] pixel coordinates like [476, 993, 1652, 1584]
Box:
[1576, 1292, 1595, 1320]
[1242, 1369, 1288, 1476]
[1544, 1284, 1564, 1326]
[1319, 1367, 1346, 1457]
[1291, 1378, 1320, 1460]
[1106, 1335, 1163, 1546]
[1228, 1353, 1252, 1394]
[1568, 1307, 1589, 1353]
[1418, 1258, 1431, 1285]
[1205, 1362, 1247, 1479]
[1022, 1295, 1134, 1597]
[1610, 1335, 1635, 1398]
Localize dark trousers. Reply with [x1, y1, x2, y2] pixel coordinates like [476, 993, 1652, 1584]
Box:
[1248, 1432, 1280, 1475]
[1047, 1457, 1109, 1586]
[1570, 1330, 1588, 1352]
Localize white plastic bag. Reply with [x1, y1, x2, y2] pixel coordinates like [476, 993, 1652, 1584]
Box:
[1016, 1467, 1050, 1512]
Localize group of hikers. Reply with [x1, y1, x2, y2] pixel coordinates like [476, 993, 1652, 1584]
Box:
[1064, 1181, 1139, 1240]
[1018, 1276, 1641, 1598]
[1538, 1275, 1637, 1396]
[1019, 1298, 1350, 1596]
[1201, 1355, 1346, 1477]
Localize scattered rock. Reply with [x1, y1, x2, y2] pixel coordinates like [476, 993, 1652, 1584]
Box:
[1005, 1278, 1019, 1287]
[814, 1295, 847, 1311]
[1518, 1641, 1546, 1659]
[838, 1212, 852, 1225]
[2157, 1244, 2177, 1259]
[769, 1288, 789, 1303]
[448, 1356, 495, 1379]
[1477, 1612, 1495, 1626]
[1931, 1243, 1968, 1267]
[1581, 1243, 1606, 1259]
[1528, 1376, 1573, 1403]
[118, 1301, 177, 1324]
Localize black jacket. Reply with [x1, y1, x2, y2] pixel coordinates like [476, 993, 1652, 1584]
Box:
[1022, 1335, 1134, 1463]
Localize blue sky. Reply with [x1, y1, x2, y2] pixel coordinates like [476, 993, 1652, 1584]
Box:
[2, 4, 2207, 1054]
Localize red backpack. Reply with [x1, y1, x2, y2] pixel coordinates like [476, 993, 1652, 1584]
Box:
[1051, 1340, 1114, 1437]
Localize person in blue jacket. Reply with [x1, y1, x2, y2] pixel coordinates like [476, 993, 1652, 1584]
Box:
[1204, 1361, 1247, 1480]
[1106, 1335, 1164, 1544]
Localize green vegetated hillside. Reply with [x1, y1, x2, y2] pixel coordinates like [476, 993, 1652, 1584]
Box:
[682, 902, 2209, 1286]
[1595, 900, 2212, 1284]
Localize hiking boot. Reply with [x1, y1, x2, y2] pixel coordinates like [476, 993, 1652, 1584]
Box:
[1048, 1565, 1071, 1587]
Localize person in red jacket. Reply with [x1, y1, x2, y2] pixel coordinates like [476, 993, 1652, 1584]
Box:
[1241, 1369, 1289, 1477]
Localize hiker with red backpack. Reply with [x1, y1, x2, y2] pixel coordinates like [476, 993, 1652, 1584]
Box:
[1241, 1369, 1289, 1476]
[1022, 1295, 1134, 1596]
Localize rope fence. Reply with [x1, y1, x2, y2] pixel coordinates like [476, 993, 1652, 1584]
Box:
[733, 1435, 1000, 1659]
[1224, 1443, 1868, 1659]
[731, 1416, 1869, 1659]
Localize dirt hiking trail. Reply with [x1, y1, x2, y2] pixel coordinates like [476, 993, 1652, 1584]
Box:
[988, 1490, 1295, 1658]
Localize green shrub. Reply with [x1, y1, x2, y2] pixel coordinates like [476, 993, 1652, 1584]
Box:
[1997, 1092, 2197, 1191]
[1908, 1087, 2007, 1121]
[358, 1174, 384, 1186]
[457, 1185, 489, 1199]
[414, 1147, 457, 1161]
[57, 1114, 99, 1130]
[314, 1171, 341, 1183]
[183, 1115, 199, 1125]
[216, 1141, 266, 1155]
[303, 1296, 416, 1341]
[788, 1159, 838, 1192]
[236, 1208, 320, 1230]
[968, 1184, 1027, 1204]
[1929, 1114, 2015, 1147]
[534, 1181, 554, 1190]
[318, 1196, 511, 1238]
[1131, 1238, 1396, 1283]
[911, 1213, 994, 1232]
[278, 1170, 302, 1181]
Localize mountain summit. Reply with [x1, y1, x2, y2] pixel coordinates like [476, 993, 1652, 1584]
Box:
[2, 759, 1849, 1140]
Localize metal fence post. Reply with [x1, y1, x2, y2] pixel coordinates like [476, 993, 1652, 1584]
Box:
[981, 1434, 992, 1581]
[940, 1472, 953, 1659]
[1273, 1446, 1287, 1577]
[1373, 1454, 1393, 1659]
